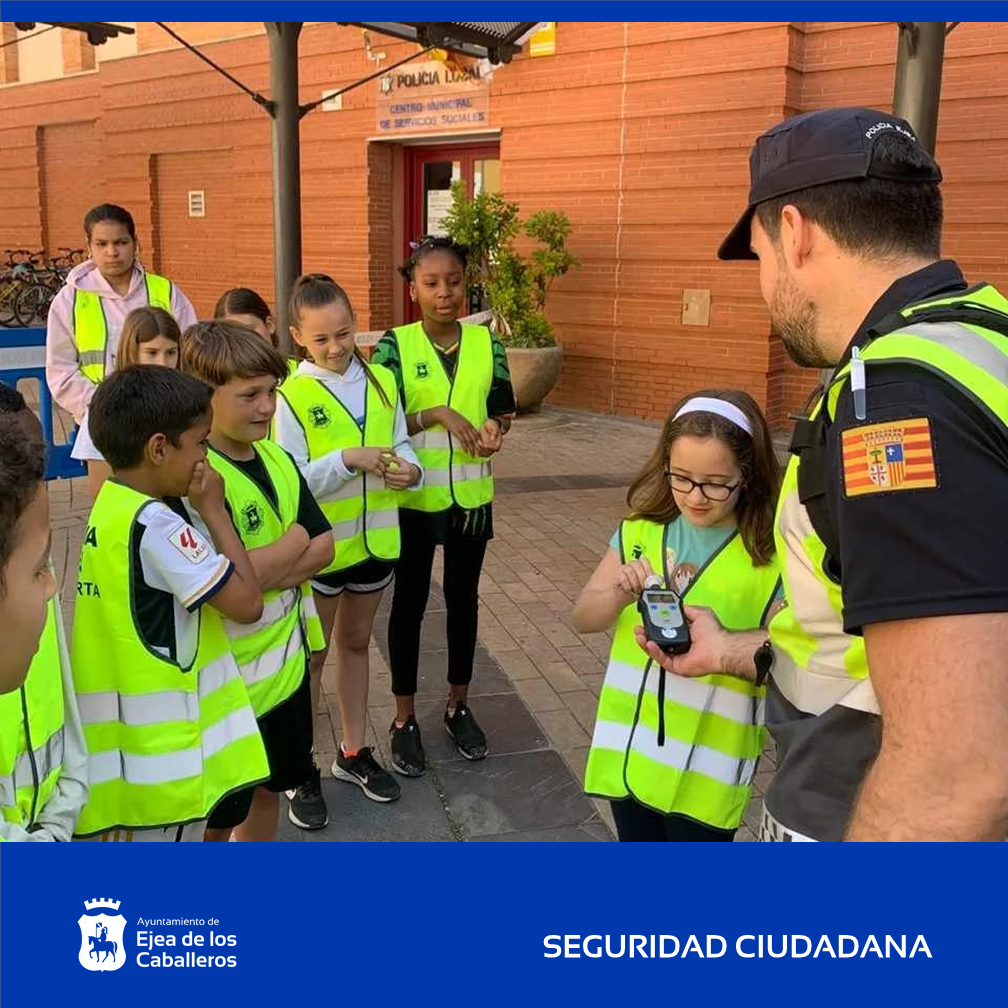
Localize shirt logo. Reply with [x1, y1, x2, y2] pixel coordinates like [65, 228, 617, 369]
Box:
[841, 418, 938, 497]
[167, 523, 210, 564]
[308, 404, 330, 428]
[241, 501, 263, 536]
[415, 361, 430, 379]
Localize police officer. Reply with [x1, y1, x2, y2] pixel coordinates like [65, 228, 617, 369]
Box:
[637, 107, 1008, 842]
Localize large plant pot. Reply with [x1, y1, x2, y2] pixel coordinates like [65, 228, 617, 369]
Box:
[505, 345, 563, 414]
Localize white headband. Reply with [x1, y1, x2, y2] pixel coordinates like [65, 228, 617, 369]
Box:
[673, 397, 753, 436]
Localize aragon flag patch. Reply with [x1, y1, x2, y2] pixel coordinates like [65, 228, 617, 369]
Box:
[841, 417, 938, 497]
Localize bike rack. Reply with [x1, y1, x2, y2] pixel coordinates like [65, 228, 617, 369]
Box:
[0, 326, 87, 480]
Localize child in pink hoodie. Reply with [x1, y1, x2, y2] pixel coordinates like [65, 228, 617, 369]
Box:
[45, 203, 197, 424]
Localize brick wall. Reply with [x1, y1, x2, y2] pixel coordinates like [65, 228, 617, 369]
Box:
[3, 21, 1008, 429]
[153, 149, 237, 312]
[40, 121, 101, 257]
[0, 24, 18, 84]
[60, 27, 95, 74]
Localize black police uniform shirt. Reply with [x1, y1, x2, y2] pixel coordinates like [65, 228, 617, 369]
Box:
[765, 260, 1008, 841]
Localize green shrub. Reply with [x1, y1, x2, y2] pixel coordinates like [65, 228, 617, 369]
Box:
[441, 182, 579, 348]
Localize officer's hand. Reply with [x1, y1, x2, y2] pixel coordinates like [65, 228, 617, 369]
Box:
[633, 604, 727, 678]
[187, 460, 226, 516]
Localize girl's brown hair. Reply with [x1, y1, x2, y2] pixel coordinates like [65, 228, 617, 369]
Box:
[116, 307, 181, 370]
[626, 388, 781, 566]
[214, 287, 276, 348]
[288, 273, 390, 407]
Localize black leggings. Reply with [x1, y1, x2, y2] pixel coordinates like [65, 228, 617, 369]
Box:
[388, 517, 488, 697]
[610, 800, 737, 842]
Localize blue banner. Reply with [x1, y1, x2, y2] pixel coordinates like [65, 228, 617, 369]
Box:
[1, 843, 1002, 1002]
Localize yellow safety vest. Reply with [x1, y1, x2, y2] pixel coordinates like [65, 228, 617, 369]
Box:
[387, 321, 494, 512]
[0, 600, 66, 835]
[770, 283, 1008, 718]
[72, 272, 172, 382]
[278, 367, 401, 572]
[585, 518, 781, 830]
[71, 480, 268, 836]
[207, 440, 326, 718]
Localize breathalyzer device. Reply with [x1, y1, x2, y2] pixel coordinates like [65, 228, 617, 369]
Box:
[638, 575, 691, 655]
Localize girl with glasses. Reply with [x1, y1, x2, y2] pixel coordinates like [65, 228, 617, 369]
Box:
[573, 389, 783, 841]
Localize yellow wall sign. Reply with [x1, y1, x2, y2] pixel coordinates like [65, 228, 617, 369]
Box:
[529, 23, 556, 58]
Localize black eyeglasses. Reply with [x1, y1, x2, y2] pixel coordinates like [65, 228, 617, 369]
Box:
[663, 471, 741, 502]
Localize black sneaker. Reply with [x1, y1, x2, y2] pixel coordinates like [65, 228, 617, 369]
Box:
[287, 766, 329, 830]
[332, 747, 401, 802]
[444, 702, 488, 760]
[389, 716, 426, 777]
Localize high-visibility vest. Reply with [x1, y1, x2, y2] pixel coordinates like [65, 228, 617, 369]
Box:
[71, 480, 268, 836]
[72, 272, 173, 382]
[769, 283, 1008, 719]
[278, 366, 401, 572]
[585, 517, 781, 830]
[0, 600, 66, 835]
[206, 440, 326, 717]
[387, 321, 494, 512]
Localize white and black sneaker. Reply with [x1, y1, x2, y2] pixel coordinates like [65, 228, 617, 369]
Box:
[332, 746, 401, 802]
[287, 766, 329, 829]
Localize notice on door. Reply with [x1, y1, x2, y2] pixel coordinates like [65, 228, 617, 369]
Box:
[376, 59, 490, 136]
[426, 189, 453, 236]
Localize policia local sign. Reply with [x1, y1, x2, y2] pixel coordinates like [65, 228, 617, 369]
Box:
[376, 59, 490, 135]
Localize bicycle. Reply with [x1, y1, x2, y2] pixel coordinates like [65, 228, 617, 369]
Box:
[0, 250, 43, 326]
[12, 249, 79, 326]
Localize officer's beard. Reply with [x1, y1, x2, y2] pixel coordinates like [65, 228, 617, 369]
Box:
[770, 272, 832, 369]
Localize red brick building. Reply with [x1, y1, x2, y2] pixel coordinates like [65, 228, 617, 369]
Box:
[2, 21, 1007, 427]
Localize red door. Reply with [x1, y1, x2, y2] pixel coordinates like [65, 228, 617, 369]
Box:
[403, 143, 500, 321]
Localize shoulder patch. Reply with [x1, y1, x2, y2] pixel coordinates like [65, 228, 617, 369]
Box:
[841, 417, 938, 497]
[166, 522, 211, 564]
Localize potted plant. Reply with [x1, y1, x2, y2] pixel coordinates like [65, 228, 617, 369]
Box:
[442, 181, 579, 413]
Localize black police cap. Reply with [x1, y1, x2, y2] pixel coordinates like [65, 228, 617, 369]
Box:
[717, 107, 943, 261]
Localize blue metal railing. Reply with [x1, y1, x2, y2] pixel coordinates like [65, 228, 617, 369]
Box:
[0, 326, 87, 480]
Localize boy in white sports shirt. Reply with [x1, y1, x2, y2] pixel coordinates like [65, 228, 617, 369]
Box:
[71, 365, 269, 842]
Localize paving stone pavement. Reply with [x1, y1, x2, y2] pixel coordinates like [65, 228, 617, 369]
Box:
[44, 400, 775, 842]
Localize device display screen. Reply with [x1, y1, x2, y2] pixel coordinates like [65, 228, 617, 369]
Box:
[645, 592, 680, 605]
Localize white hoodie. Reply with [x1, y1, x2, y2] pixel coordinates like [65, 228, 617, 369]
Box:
[273, 357, 422, 502]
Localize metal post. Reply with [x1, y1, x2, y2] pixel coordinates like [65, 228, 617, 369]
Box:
[266, 22, 303, 353]
[892, 22, 947, 154]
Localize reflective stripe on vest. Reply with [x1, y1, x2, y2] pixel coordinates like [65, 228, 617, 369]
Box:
[0, 600, 66, 831]
[584, 518, 780, 829]
[390, 321, 494, 512]
[207, 440, 322, 715]
[278, 367, 401, 571]
[71, 481, 268, 836]
[72, 272, 173, 382]
[769, 284, 1008, 717]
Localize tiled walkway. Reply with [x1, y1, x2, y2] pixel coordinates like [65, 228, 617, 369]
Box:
[48, 404, 772, 841]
